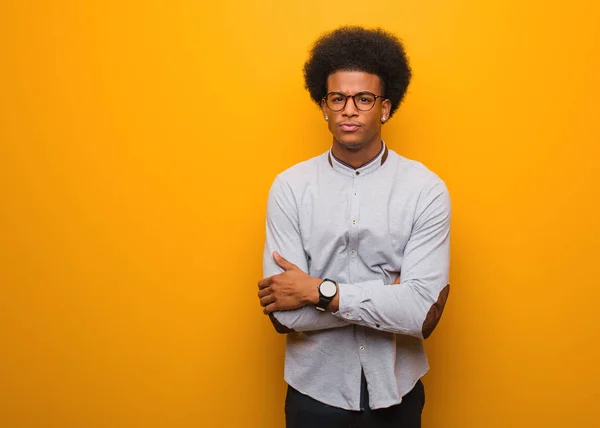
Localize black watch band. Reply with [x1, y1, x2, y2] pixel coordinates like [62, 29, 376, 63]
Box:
[316, 295, 332, 312]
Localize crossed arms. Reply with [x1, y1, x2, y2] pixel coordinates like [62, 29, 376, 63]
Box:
[258, 176, 451, 339]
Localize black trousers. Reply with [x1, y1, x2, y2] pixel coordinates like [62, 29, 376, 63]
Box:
[285, 378, 425, 428]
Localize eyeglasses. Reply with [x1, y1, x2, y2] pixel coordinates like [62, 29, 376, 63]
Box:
[323, 91, 385, 112]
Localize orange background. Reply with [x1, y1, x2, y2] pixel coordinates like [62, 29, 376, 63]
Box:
[1, 1, 599, 427]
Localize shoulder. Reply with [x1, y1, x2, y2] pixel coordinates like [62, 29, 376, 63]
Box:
[278, 152, 326, 182]
[266, 151, 328, 204]
[389, 150, 449, 196]
[270, 151, 327, 191]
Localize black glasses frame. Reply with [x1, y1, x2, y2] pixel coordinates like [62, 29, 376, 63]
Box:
[323, 91, 386, 112]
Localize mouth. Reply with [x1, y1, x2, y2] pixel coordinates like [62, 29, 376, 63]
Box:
[338, 123, 361, 132]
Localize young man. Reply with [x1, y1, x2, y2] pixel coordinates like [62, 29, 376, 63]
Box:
[258, 26, 451, 428]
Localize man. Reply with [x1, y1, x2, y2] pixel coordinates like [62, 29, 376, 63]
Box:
[258, 26, 451, 428]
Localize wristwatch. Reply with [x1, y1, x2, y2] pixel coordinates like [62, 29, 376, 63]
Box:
[315, 278, 338, 311]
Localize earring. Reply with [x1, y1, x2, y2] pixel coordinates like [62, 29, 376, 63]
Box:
[381, 116, 386, 122]
[325, 115, 328, 121]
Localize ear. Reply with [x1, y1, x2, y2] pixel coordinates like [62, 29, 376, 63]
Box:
[381, 98, 392, 122]
[320, 98, 328, 119]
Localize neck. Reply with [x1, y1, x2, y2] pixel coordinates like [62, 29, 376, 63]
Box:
[331, 135, 383, 169]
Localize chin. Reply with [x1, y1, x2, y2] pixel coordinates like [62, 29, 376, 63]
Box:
[334, 134, 366, 150]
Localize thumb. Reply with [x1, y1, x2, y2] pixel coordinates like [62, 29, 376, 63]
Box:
[273, 251, 298, 271]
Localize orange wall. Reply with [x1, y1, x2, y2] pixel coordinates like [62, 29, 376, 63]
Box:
[1, 1, 599, 427]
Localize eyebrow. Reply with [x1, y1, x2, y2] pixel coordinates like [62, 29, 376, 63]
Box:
[328, 91, 374, 95]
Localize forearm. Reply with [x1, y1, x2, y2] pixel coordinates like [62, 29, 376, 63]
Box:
[269, 279, 383, 334]
[332, 278, 449, 338]
[269, 305, 350, 333]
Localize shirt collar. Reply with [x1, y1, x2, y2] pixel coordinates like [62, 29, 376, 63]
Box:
[327, 141, 389, 178]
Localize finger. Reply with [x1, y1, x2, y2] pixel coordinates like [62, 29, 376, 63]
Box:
[258, 277, 273, 289]
[264, 302, 277, 314]
[258, 287, 272, 298]
[273, 251, 298, 271]
[260, 294, 276, 308]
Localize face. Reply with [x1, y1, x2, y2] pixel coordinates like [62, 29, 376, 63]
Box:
[321, 71, 391, 150]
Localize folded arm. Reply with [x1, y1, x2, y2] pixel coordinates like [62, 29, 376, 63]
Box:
[331, 180, 451, 339]
[262, 176, 350, 333]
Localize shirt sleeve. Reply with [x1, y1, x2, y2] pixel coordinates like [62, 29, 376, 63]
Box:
[333, 179, 451, 339]
[263, 175, 350, 333]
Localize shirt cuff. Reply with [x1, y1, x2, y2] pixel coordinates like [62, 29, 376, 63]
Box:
[333, 280, 384, 322]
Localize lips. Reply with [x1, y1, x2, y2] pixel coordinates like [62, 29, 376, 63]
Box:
[339, 123, 361, 132]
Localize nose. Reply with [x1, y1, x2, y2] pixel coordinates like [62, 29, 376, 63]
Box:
[342, 96, 359, 117]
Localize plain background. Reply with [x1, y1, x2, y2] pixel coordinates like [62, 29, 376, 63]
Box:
[1, 1, 599, 427]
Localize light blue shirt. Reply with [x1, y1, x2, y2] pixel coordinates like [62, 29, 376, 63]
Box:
[263, 142, 451, 410]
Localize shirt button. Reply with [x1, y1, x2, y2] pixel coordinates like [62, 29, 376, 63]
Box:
[352, 219, 356, 225]
[359, 345, 365, 351]
[345, 313, 351, 318]
[355, 171, 360, 176]
[354, 192, 358, 196]
[350, 250, 355, 255]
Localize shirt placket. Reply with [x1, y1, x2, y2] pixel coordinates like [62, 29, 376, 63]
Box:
[348, 170, 362, 282]
[349, 171, 369, 407]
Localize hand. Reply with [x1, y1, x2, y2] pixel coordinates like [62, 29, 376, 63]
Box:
[258, 252, 321, 314]
[393, 275, 401, 284]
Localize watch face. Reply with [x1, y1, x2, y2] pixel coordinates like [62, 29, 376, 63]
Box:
[320, 280, 337, 298]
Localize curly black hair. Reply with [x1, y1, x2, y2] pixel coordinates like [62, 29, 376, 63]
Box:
[303, 26, 412, 119]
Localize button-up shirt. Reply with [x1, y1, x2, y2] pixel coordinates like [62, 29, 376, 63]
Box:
[263, 141, 451, 411]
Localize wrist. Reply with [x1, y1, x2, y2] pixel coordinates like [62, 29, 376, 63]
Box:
[306, 277, 322, 305]
[328, 290, 340, 312]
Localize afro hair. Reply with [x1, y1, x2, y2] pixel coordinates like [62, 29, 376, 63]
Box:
[303, 26, 412, 119]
